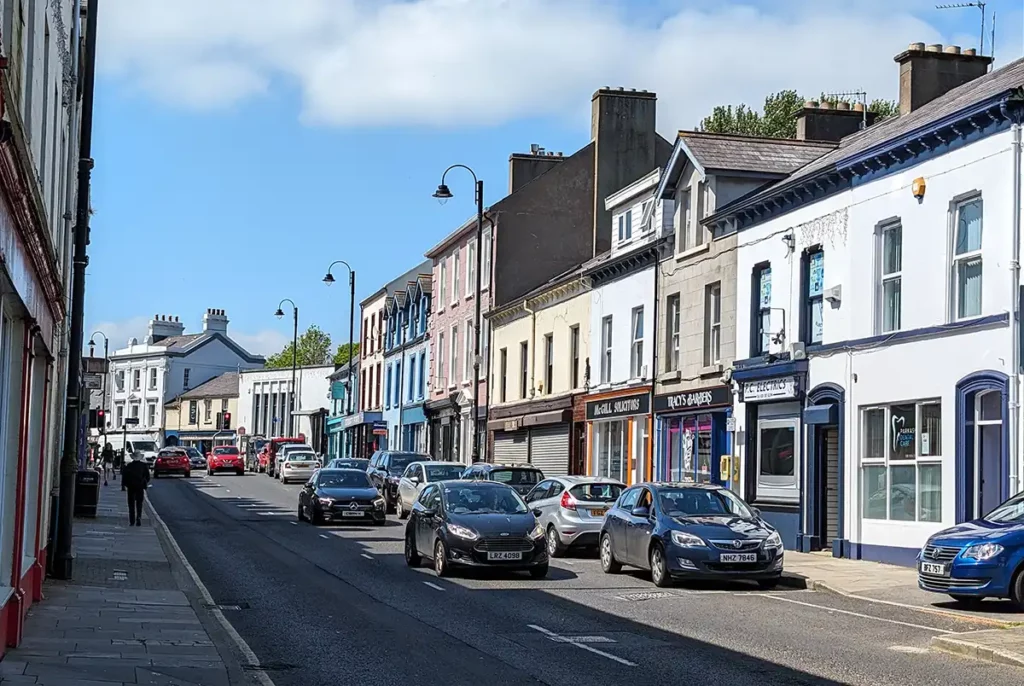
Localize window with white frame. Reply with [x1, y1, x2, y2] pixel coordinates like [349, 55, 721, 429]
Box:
[618, 210, 632, 243]
[678, 188, 692, 251]
[600, 315, 613, 384]
[753, 264, 772, 356]
[204, 400, 212, 422]
[466, 240, 476, 298]
[450, 325, 459, 386]
[878, 220, 902, 333]
[115, 370, 124, 392]
[803, 248, 824, 345]
[482, 228, 492, 288]
[704, 283, 721, 366]
[666, 294, 680, 372]
[630, 307, 644, 378]
[132, 369, 140, 391]
[499, 347, 507, 402]
[641, 200, 652, 234]
[130, 403, 140, 419]
[756, 417, 799, 503]
[570, 325, 580, 388]
[147, 402, 156, 427]
[116, 403, 124, 428]
[439, 259, 447, 309]
[543, 333, 553, 394]
[952, 196, 982, 320]
[453, 250, 461, 304]
[479, 320, 489, 380]
[437, 332, 446, 388]
[861, 401, 942, 523]
[519, 341, 529, 399]
[464, 320, 473, 381]
[149, 367, 157, 390]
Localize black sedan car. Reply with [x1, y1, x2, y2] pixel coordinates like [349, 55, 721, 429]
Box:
[600, 482, 784, 588]
[298, 469, 386, 526]
[404, 480, 548, 578]
[185, 447, 206, 470]
[326, 458, 369, 471]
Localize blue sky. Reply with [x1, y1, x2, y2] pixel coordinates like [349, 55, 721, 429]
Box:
[85, 0, 1024, 356]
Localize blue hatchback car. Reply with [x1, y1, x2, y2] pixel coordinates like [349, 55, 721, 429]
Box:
[599, 482, 784, 588]
[918, 492, 1024, 607]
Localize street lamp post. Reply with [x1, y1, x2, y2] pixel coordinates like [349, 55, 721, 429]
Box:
[89, 331, 109, 448]
[323, 261, 356, 457]
[434, 164, 485, 463]
[274, 299, 299, 436]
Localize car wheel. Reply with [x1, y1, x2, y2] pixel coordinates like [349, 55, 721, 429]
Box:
[1010, 568, 1024, 610]
[949, 594, 985, 607]
[281, 477, 288, 485]
[546, 526, 567, 558]
[757, 579, 780, 591]
[385, 492, 396, 515]
[184, 471, 191, 478]
[529, 563, 549, 579]
[650, 543, 671, 588]
[397, 498, 408, 520]
[405, 533, 421, 567]
[600, 533, 621, 574]
[433, 540, 450, 578]
[311, 508, 323, 526]
[298, 504, 306, 522]
[236, 469, 244, 476]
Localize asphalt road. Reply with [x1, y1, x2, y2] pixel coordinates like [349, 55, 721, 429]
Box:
[147, 472, 1024, 686]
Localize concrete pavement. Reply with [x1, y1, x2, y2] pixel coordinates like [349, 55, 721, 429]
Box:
[0, 478, 255, 686]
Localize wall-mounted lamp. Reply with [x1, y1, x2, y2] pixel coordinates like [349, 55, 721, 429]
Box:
[912, 177, 926, 200]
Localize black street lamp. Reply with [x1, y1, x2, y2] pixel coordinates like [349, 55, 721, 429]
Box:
[89, 331, 109, 446]
[275, 299, 299, 436]
[434, 164, 485, 463]
[324, 260, 357, 455]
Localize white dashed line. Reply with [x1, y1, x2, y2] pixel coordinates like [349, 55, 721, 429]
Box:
[754, 594, 954, 633]
[319, 534, 329, 539]
[423, 582, 445, 591]
[290, 521, 298, 526]
[528, 624, 636, 666]
[361, 553, 373, 560]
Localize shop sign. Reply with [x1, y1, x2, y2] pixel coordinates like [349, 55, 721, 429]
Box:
[741, 376, 798, 403]
[654, 385, 732, 413]
[586, 392, 650, 421]
[503, 418, 523, 432]
[372, 420, 388, 436]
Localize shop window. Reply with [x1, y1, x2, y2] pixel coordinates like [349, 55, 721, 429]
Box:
[665, 414, 714, 482]
[666, 294, 680, 372]
[952, 195, 982, 320]
[877, 220, 902, 333]
[802, 247, 824, 345]
[704, 283, 721, 366]
[860, 401, 942, 523]
[630, 307, 644, 379]
[756, 418, 799, 503]
[595, 420, 626, 482]
[751, 263, 771, 356]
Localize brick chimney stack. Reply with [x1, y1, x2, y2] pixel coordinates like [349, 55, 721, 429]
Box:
[202, 308, 229, 335]
[796, 101, 879, 142]
[508, 144, 565, 194]
[895, 43, 993, 116]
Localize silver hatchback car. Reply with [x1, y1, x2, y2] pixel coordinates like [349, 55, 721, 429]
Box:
[524, 476, 625, 557]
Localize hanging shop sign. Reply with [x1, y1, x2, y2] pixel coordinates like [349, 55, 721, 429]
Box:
[741, 376, 799, 403]
[372, 421, 388, 436]
[654, 385, 732, 413]
[586, 392, 650, 421]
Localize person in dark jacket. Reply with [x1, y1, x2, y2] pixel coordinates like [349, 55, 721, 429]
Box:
[122, 459, 151, 526]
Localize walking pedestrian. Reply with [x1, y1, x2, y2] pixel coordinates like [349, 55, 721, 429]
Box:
[122, 458, 150, 526]
[101, 443, 114, 486]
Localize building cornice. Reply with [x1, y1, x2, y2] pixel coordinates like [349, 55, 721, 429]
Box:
[487, 274, 591, 328]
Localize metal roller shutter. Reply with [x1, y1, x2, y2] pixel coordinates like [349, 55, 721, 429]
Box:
[493, 430, 529, 464]
[529, 424, 570, 478]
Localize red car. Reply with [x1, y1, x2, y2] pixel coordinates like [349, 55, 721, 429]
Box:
[154, 448, 192, 478]
[207, 446, 245, 476]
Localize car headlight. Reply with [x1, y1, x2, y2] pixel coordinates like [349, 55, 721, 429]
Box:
[373, 497, 386, 509]
[963, 543, 1004, 561]
[317, 497, 333, 506]
[528, 523, 545, 540]
[670, 531, 707, 548]
[765, 531, 783, 550]
[446, 523, 479, 540]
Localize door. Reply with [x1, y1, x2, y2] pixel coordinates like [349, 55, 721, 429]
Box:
[976, 390, 1003, 517]
[823, 427, 840, 546]
[493, 429, 529, 463]
[415, 485, 441, 554]
[611, 488, 639, 561]
[529, 425, 570, 476]
[572, 424, 586, 475]
[627, 488, 655, 566]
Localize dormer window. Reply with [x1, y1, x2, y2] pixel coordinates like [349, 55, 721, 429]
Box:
[641, 200, 652, 234]
[618, 210, 632, 243]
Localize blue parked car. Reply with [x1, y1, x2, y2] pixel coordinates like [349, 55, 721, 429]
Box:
[918, 492, 1024, 607]
[599, 482, 784, 588]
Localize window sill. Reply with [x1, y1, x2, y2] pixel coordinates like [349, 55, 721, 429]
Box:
[675, 242, 710, 262]
[700, 364, 722, 377]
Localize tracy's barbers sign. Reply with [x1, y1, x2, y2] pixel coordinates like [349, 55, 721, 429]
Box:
[586, 392, 650, 421]
[653, 385, 732, 413]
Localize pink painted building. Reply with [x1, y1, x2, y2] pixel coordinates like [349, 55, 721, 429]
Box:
[424, 215, 493, 463]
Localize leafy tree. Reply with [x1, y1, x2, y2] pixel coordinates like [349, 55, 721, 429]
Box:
[265, 324, 333, 369]
[333, 342, 360, 366]
[700, 89, 898, 139]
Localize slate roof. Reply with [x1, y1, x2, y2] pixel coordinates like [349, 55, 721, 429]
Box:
[179, 372, 239, 399]
[680, 131, 836, 175]
[152, 334, 204, 349]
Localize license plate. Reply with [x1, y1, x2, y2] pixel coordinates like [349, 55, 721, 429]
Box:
[487, 551, 523, 561]
[342, 511, 364, 518]
[719, 553, 757, 563]
[589, 508, 608, 517]
[920, 562, 947, 576]
[295, 463, 311, 468]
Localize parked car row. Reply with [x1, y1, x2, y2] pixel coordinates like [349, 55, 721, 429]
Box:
[282, 451, 788, 588]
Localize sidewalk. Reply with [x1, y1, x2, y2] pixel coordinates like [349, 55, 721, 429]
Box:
[0, 480, 250, 685]
[782, 549, 1024, 669]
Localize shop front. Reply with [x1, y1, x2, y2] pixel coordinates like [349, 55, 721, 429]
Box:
[402, 404, 428, 454]
[487, 396, 581, 476]
[734, 360, 807, 550]
[341, 411, 382, 458]
[585, 389, 651, 486]
[654, 385, 733, 487]
[427, 394, 463, 462]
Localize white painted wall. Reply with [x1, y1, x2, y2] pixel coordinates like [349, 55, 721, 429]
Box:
[238, 365, 334, 438]
[589, 267, 655, 389]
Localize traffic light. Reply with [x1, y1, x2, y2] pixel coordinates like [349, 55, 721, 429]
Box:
[222, 412, 231, 430]
[97, 409, 105, 428]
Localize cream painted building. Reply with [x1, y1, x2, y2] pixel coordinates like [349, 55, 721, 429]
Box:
[486, 271, 591, 476]
[163, 371, 241, 452]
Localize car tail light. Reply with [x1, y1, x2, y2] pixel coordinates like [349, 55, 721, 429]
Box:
[560, 490, 578, 511]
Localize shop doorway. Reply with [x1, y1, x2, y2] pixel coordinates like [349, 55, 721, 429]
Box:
[820, 427, 840, 547]
[572, 424, 586, 475]
[804, 383, 845, 554]
[973, 390, 1003, 518]
[956, 371, 1009, 523]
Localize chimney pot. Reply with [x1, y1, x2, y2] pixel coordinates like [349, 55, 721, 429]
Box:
[909, 42, 925, 51]
[944, 45, 961, 54]
[820, 100, 834, 110]
[804, 100, 818, 109]
[896, 42, 993, 115]
[836, 101, 851, 111]
[926, 43, 942, 52]
[963, 48, 976, 56]
[617, 86, 624, 91]
[853, 102, 865, 112]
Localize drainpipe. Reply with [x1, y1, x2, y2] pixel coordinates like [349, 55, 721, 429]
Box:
[524, 299, 536, 398]
[649, 241, 661, 483]
[1010, 117, 1022, 495]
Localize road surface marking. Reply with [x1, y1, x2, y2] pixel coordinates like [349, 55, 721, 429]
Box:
[256, 512, 287, 516]
[319, 534, 329, 539]
[361, 553, 373, 560]
[289, 521, 297, 526]
[528, 624, 636, 666]
[560, 560, 575, 565]
[809, 587, 1011, 628]
[423, 582, 445, 591]
[754, 594, 953, 634]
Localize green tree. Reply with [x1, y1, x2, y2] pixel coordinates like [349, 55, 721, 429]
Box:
[333, 342, 360, 366]
[700, 89, 898, 139]
[265, 324, 333, 369]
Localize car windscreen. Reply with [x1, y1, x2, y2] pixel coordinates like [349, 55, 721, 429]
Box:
[330, 460, 368, 470]
[317, 471, 372, 488]
[288, 452, 317, 462]
[388, 453, 425, 472]
[984, 493, 1024, 523]
[185, 448, 202, 458]
[570, 482, 622, 503]
[443, 483, 528, 515]
[657, 488, 754, 519]
[489, 469, 542, 486]
[425, 465, 465, 482]
[157, 450, 184, 458]
[214, 447, 238, 455]
[133, 442, 158, 452]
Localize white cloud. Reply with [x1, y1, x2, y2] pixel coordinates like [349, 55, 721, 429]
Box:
[231, 329, 289, 357]
[97, 0, 1011, 131]
[84, 315, 287, 357]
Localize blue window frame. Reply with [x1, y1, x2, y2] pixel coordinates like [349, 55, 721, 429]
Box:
[418, 351, 426, 399]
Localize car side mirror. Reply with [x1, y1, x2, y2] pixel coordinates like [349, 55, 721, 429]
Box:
[631, 506, 651, 518]
[532, 508, 543, 518]
[752, 507, 762, 519]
